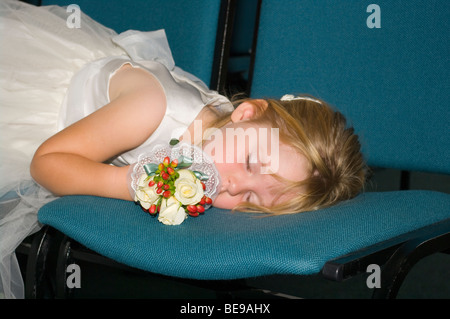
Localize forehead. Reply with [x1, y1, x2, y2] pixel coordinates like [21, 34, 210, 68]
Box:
[252, 136, 311, 207]
[237, 122, 310, 178]
[255, 149, 310, 207]
[220, 120, 310, 176]
[275, 144, 310, 180]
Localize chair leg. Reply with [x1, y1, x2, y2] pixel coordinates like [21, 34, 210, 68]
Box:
[55, 235, 76, 298]
[24, 226, 55, 298]
[372, 222, 450, 299]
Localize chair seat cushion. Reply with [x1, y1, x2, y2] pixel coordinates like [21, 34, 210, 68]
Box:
[37, 190, 450, 280]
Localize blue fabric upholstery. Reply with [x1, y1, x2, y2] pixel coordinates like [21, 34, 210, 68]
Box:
[250, 0, 450, 174]
[38, 192, 450, 279]
[40, 0, 222, 87]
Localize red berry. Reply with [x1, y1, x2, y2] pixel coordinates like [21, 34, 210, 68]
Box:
[201, 181, 206, 190]
[156, 188, 163, 194]
[149, 204, 157, 215]
[148, 180, 155, 187]
[196, 205, 205, 213]
[163, 156, 170, 166]
[163, 190, 171, 198]
[171, 159, 178, 168]
[157, 181, 164, 188]
[167, 167, 175, 175]
[163, 184, 170, 190]
[186, 205, 197, 213]
[161, 172, 169, 180]
[188, 211, 199, 217]
[199, 197, 206, 205]
[205, 197, 212, 205]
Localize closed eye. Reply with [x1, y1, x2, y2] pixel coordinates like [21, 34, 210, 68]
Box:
[246, 152, 257, 173]
[246, 154, 251, 172]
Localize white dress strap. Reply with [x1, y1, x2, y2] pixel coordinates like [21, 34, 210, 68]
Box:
[112, 29, 176, 71]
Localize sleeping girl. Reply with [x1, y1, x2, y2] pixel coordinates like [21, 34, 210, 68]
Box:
[0, 0, 367, 298]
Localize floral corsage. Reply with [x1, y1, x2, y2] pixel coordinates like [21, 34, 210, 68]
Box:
[130, 142, 220, 225]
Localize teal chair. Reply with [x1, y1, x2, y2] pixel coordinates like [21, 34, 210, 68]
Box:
[38, 0, 235, 92]
[27, 0, 449, 299]
[16, 0, 237, 298]
[249, 0, 449, 175]
[247, 0, 450, 296]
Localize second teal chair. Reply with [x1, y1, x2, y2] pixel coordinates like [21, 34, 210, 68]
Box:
[247, 0, 450, 297]
[40, 0, 233, 91]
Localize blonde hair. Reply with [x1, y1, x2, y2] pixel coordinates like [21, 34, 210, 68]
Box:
[206, 95, 367, 215]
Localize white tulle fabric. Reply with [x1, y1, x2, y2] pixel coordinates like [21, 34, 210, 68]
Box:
[0, 0, 124, 299]
[0, 0, 231, 298]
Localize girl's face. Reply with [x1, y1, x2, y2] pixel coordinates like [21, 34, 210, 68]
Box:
[202, 113, 310, 210]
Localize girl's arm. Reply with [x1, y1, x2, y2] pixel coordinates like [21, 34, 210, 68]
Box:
[30, 65, 166, 201]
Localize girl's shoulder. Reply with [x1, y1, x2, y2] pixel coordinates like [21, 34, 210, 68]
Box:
[109, 63, 165, 102]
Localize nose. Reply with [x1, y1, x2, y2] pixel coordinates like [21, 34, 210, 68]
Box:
[222, 175, 251, 196]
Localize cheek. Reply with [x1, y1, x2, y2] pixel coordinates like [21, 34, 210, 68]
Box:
[203, 126, 247, 165]
[214, 161, 241, 182]
[214, 161, 226, 179]
[203, 132, 227, 166]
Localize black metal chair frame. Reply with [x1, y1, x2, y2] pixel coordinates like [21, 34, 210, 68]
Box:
[19, 216, 450, 299]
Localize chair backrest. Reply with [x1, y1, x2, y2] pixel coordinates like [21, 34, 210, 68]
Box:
[41, 0, 232, 90]
[249, 0, 449, 174]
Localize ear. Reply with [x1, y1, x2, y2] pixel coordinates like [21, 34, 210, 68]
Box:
[230, 99, 267, 123]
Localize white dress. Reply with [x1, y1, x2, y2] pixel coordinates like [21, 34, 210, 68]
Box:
[0, 0, 232, 298]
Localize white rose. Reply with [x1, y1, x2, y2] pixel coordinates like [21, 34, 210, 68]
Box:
[158, 197, 187, 225]
[134, 174, 159, 210]
[174, 169, 204, 206]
